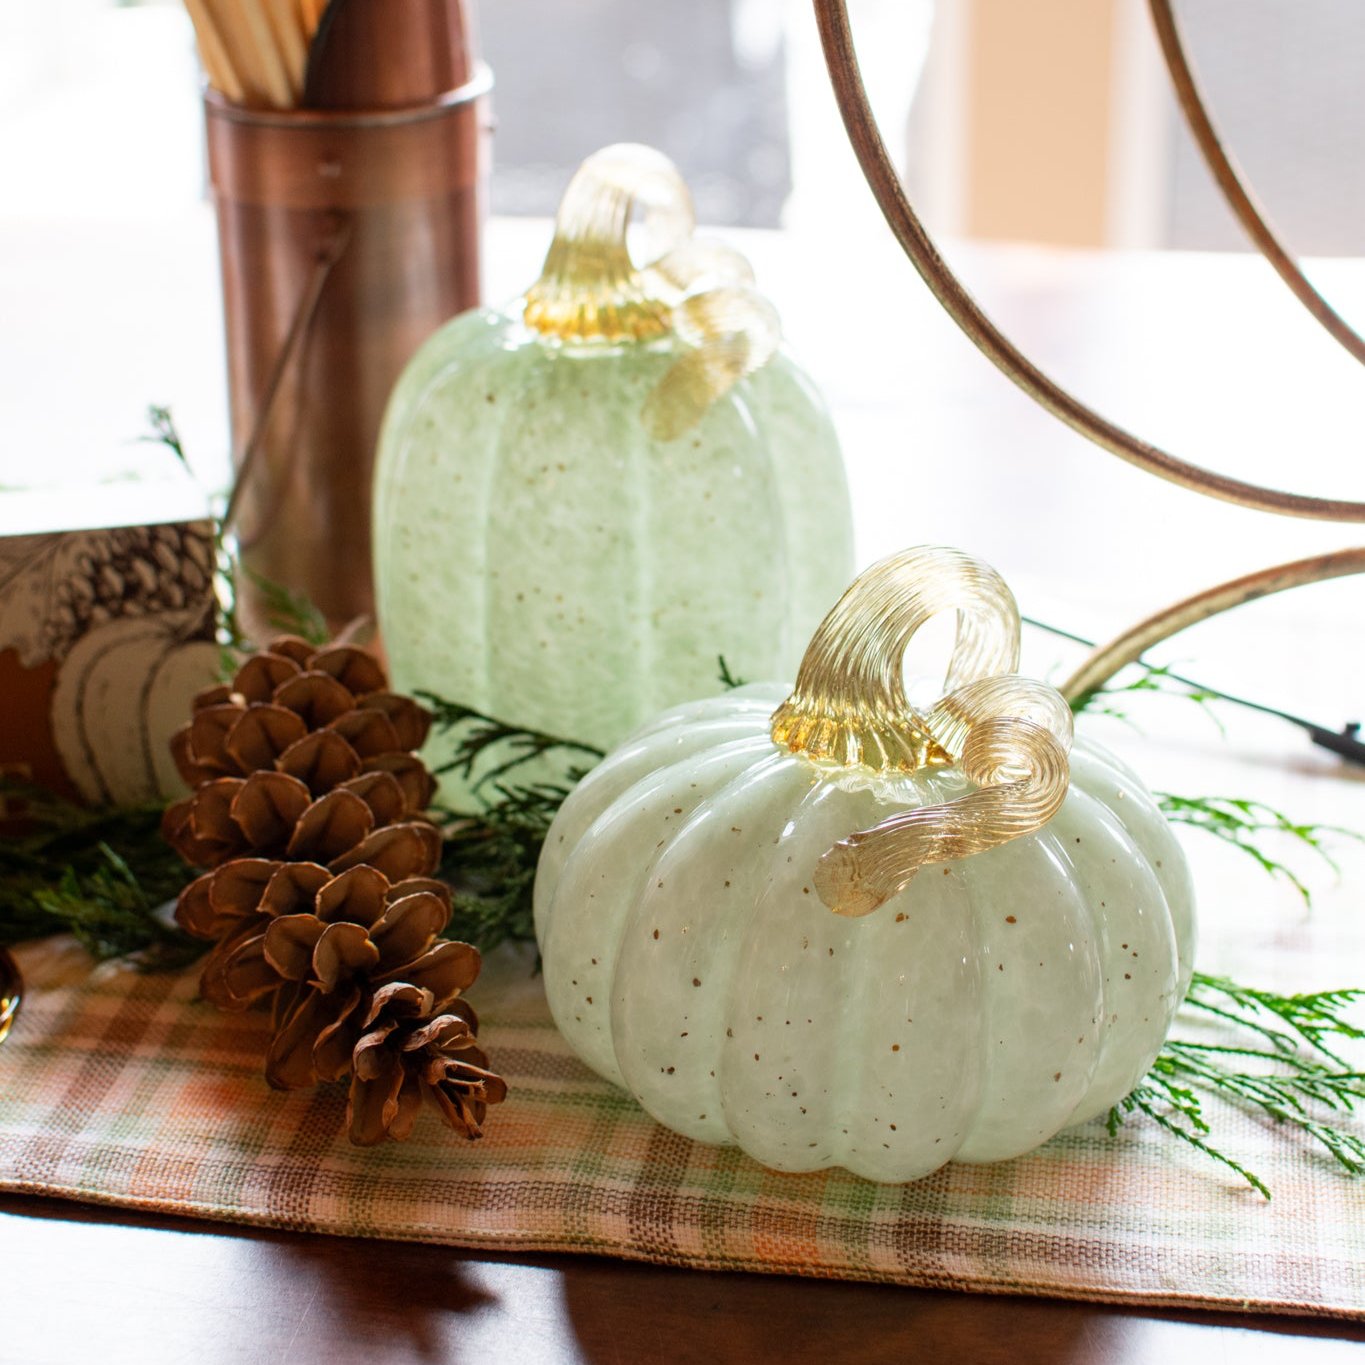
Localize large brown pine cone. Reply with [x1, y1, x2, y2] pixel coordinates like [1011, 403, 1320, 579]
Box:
[178, 859, 478, 1092]
[162, 638, 436, 871]
[349, 983, 507, 1146]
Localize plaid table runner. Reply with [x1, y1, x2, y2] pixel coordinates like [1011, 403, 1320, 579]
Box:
[1, 931, 1362, 1319]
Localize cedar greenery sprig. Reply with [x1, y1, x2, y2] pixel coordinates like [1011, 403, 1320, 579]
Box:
[240, 566, 330, 647]
[1074, 661, 1226, 733]
[421, 694, 603, 793]
[138, 404, 190, 472]
[421, 692, 604, 951]
[0, 779, 198, 966]
[1109, 974, 1365, 1198]
[1156, 793, 1362, 906]
[717, 656, 748, 690]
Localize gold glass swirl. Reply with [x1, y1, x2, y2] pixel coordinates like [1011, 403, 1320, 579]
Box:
[521, 143, 781, 439]
[771, 547, 1073, 917]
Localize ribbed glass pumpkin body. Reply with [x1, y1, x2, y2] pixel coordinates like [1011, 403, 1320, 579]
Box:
[534, 685, 1196, 1184]
[373, 313, 854, 785]
[373, 145, 853, 800]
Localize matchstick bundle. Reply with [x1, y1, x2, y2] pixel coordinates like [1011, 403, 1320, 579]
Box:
[184, 0, 328, 109]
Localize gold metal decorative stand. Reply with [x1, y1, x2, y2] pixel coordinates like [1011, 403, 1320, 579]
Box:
[814, 0, 1365, 687]
[813, 0, 1365, 524]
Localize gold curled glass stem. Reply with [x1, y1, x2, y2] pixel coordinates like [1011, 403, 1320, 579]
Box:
[1061, 547, 1365, 703]
[771, 546, 1074, 917]
[771, 546, 1022, 770]
[522, 143, 691, 344]
[813, 0, 1365, 523]
[1149, 0, 1365, 368]
[521, 143, 782, 438]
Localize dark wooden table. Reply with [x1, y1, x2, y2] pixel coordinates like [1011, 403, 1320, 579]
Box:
[5, 1194, 1365, 1364]
[5, 217, 1365, 1361]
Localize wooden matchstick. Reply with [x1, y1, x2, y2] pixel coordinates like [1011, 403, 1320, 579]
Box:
[237, 0, 295, 108]
[264, 0, 308, 100]
[183, 0, 246, 103]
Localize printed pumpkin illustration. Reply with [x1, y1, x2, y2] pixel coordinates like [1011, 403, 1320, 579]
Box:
[0, 521, 219, 807]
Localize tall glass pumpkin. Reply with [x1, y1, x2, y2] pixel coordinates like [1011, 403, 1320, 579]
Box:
[374, 144, 854, 799]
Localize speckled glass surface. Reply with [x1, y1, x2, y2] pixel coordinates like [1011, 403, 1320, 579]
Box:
[533, 686, 1196, 1184]
[373, 312, 854, 800]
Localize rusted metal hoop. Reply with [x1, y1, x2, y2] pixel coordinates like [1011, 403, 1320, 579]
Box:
[1149, 0, 1365, 368]
[813, 0, 1365, 523]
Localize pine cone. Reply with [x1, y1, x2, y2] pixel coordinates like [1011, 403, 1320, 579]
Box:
[161, 638, 436, 870]
[349, 984, 507, 1146]
[181, 861, 478, 1090]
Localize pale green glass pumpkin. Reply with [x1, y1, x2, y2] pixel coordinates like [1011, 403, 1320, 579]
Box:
[533, 548, 1196, 1183]
[373, 145, 854, 800]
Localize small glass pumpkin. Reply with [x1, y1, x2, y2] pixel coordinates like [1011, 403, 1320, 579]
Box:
[534, 547, 1196, 1184]
[373, 144, 854, 799]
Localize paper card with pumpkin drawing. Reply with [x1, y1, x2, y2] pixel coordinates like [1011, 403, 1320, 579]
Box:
[0, 483, 220, 809]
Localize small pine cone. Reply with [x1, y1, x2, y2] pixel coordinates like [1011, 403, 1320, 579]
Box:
[349, 985, 507, 1146]
[162, 638, 436, 870]
[179, 860, 478, 1092]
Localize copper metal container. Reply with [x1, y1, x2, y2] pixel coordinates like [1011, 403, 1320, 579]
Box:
[205, 68, 492, 638]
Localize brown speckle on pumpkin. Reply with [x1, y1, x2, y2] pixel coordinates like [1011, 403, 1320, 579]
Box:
[692, 977, 701, 987]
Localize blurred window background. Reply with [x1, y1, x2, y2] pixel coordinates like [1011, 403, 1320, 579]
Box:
[1, 0, 1362, 249]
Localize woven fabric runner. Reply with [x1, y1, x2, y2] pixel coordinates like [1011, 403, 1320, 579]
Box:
[1, 934, 1362, 1319]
